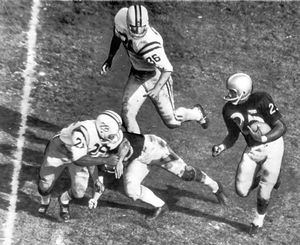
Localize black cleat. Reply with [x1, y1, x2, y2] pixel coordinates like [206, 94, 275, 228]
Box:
[214, 181, 229, 206]
[249, 223, 261, 236]
[193, 104, 209, 129]
[146, 204, 169, 220]
[38, 203, 50, 215]
[58, 195, 71, 221]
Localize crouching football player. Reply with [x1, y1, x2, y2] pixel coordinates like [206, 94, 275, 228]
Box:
[37, 110, 128, 221]
[76, 110, 228, 220]
[212, 73, 287, 235]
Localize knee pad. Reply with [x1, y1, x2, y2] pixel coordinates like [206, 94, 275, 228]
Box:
[181, 166, 197, 181]
[38, 184, 52, 196]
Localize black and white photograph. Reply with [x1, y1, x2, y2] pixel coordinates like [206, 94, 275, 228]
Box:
[0, 0, 299, 244]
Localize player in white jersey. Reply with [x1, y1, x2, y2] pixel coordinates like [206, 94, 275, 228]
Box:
[100, 4, 209, 134]
[37, 110, 128, 221]
[75, 110, 228, 220]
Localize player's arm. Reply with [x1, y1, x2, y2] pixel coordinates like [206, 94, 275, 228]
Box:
[142, 45, 173, 99]
[212, 118, 240, 157]
[249, 94, 287, 143]
[101, 28, 122, 74]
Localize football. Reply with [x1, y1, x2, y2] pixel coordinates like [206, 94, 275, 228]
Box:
[248, 121, 272, 135]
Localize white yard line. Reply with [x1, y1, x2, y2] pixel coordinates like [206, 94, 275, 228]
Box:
[2, 0, 41, 244]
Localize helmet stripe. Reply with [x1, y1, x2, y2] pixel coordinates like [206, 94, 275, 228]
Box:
[102, 110, 122, 127]
[139, 5, 142, 26]
[134, 5, 138, 27]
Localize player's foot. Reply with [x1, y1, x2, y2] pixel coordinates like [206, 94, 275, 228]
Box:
[58, 195, 71, 221]
[193, 104, 209, 129]
[274, 176, 281, 190]
[146, 204, 169, 220]
[214, 181, 229, 206]
[249, 223, 261, 236]
[38, 203, 50, 215]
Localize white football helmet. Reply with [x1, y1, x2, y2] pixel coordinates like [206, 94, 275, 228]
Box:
[224, 73, 253, 105]
[126, 4, 149, 39]
[95, 110, 123, 150]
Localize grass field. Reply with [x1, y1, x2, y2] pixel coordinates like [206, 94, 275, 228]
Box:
[0, 0, 300, 244]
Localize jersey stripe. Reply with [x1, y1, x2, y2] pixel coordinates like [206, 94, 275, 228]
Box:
[73, 126, 89, 146]
[139, 46, 161, 56]
[137, 41, 161, 55]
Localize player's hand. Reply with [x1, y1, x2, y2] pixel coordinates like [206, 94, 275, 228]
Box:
[115, 161, 123, 179]
[212, 144, 225, 157]
[100, 59, 112, 75]
[88, 198, 98, 209]
[144, 87, 160, 100]
[247, 125, 263, 142]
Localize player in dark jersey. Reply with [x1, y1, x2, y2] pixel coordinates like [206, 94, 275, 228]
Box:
[75, 111, 228, 220]
[212, 73, 287, 235]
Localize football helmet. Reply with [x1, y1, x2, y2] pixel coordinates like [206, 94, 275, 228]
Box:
[95, 110, 123, 150]
[126, 4, 149, 39]
[224, 73, 253, 105]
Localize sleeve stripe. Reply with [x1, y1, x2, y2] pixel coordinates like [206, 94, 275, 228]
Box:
[139, 46, 161, 56]
[137, 41, 161, 55]
[73, 126, 89, 146]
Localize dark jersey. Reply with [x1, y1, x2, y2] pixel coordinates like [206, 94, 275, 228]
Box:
[123, 132, 145, 162]
[222, 92, 282, 146]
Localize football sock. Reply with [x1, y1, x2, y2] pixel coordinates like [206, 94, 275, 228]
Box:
[202, 172, 219, 193]
[60, 190, 72, 205]
[252, 211, 266, 227]
[139, 185, 165, 208]
[40, 194, 51, 205]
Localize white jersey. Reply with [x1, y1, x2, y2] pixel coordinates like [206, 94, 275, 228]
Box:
[59, 120, 108, 161]
[114, 8, 173, 72]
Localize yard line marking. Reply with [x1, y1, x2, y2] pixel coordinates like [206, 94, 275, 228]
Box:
[2, 0, 41, 244]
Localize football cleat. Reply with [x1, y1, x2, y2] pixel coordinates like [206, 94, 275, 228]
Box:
[58, 195, 71, 221]
[38, 203, 50, 215]
[249, 223, 261, 236]
[146, 204, 169, 220]
[193, 104, 209, 129]
[214, 181, 229, 206]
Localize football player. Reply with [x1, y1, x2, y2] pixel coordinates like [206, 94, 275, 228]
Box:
[37, 110, 129, 221]
[75, 110, 228, 219]
[100, 4, 209, 134]
[212, 73, 287, 235]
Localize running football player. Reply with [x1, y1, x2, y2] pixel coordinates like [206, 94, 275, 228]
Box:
[37, 110, 129, 221]
[75, 110, 228, 219]
[100, 4, 208, 134]
[212, 73, 287, 235]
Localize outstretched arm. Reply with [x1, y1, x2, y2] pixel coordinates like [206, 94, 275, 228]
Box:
[101, 30, 122, 74]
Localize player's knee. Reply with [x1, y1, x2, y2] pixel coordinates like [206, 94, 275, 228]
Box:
[71, 186, 86, 199]
[124, 182, 140, 201]
[38, 184, 52, 196]
[181, 166, 203, 181]
[235, 182, 251, 197]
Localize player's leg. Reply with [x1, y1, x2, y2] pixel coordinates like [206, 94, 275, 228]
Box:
[150, 75, 208, 129]
[144, 135, 228, 205]
[38, 137, 71, 215]
[235, 147, 261, 198]
[58, 163, 90, 221]
[123, 158, 167, 219]
[121, 69, 148, 134]
[251, 138, 284, 234]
